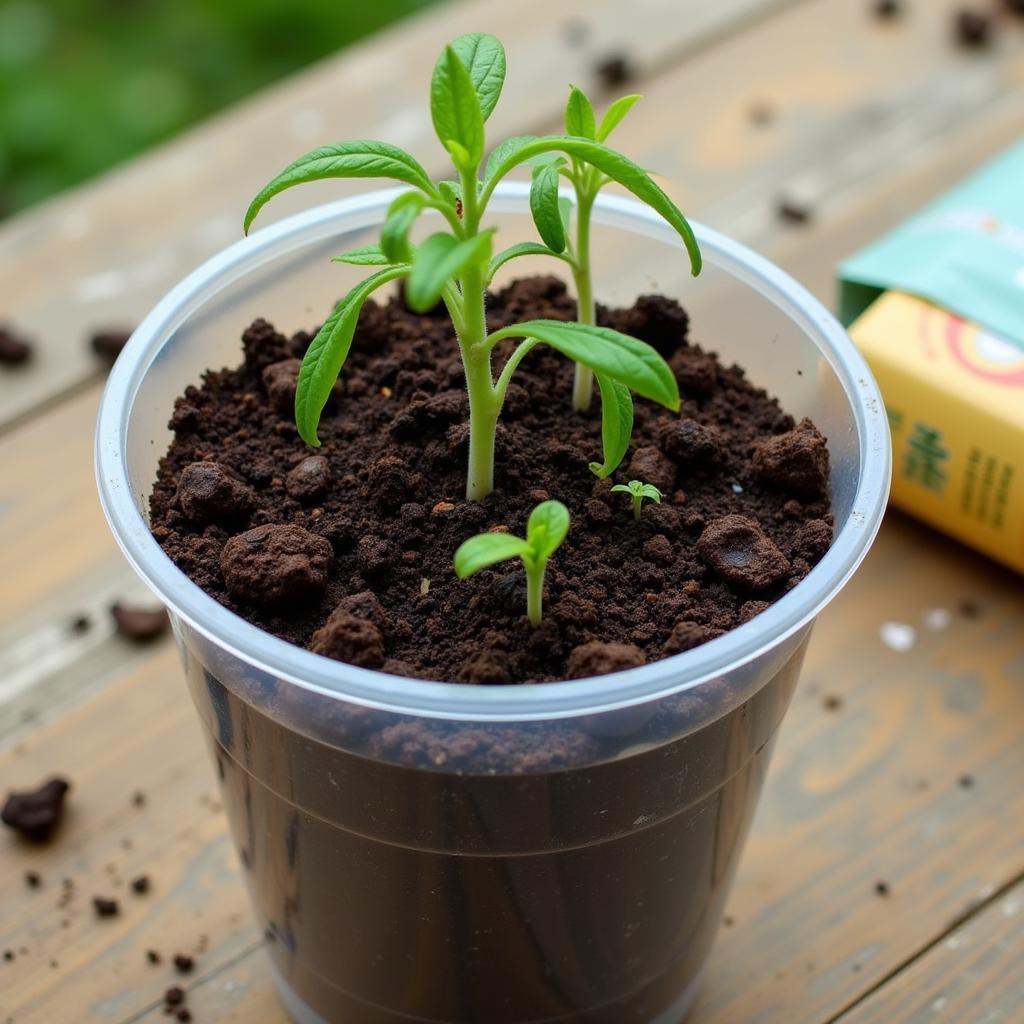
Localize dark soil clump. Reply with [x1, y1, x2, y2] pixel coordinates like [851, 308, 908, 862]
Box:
[111, 603, 169, 642]
[149, 277, 832, 683]
[0, 324, 33, 366]
[1, 777, 70, 842]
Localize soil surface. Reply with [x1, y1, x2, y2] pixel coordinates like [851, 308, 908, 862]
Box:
[150, 276, 832, 684]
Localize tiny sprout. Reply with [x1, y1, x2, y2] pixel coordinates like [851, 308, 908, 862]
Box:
[454, 500, 569, 626]
[611, 479, 662, 520]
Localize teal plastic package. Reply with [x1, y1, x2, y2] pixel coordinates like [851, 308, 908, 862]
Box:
[838, 139, 1024, 348]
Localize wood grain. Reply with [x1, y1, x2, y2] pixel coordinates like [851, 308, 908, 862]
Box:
[0, 647, 260, 1024]
[835, 876, 1024, 1024]
[0, 0, 794, 433]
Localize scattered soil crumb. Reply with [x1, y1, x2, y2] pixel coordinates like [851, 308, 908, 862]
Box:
[1, 777, 71, 842]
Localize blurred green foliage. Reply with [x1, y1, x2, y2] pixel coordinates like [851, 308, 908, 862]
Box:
[0, 0, 444, 217]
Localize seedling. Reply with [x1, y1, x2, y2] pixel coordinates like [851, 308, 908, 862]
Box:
[611, 479, 663, 520]
[454, 500, 569, 626]
[529, 86, 700, 421]
[245, 33, 700, 500]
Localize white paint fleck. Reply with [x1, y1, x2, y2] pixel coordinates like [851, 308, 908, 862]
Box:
[923, 607, 952, 631]
[931, 995, 948, 1012]
[945, 934, 964, 950]
[75, 269, 127, 302]
[880, 621, 917, 652]
[289, 108, 326, 141]
[730, 481, 744, 494]
[1000, 894, 1022, 917]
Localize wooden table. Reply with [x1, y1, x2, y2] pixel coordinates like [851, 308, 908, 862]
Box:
[2, 1, 1023, 1021]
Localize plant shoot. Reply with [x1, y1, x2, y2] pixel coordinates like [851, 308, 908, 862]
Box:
[611, 479, 663, 520]
[454, 500, 569, 626]
[244, 33, 700, 500]
[529, 86, 700, 416]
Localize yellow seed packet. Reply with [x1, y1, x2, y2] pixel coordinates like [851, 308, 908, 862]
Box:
[848, 290, 1024, 573]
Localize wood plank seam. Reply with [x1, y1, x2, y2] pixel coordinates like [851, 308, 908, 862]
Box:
[824, 864, 1024, 1024]
[115, 938, 266, 1024]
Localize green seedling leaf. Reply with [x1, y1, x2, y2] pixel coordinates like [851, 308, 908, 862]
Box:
[330, 244, 394, 266]
[530, 163, 566, 252]
[589, 374, 634, 478]
[454, 533, 530, 578]
[450, 33, 506, 121]
[438, 180, 462, 207]
[526, 500, 570, 559]
[244, 141, 434, 233]
[611, 479, 663, 519]
[431, 44, 484, 168]
[489, 319, 680, 411]
[406, 230, 494, 313]
[487, 242, 571, 283]
[381, 191, 426, 263]
[295, 266, 408, 446]
[454, 500, 570, 625]
[565, 86, 597, 139]
[596, 94, 641, 141]
[482, 135, 701, 276]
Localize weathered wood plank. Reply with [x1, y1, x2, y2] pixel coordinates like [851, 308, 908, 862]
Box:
[0, 0, 794, 433]
[835, 877, 1024, 1024]
[0, 647, 261, 1024]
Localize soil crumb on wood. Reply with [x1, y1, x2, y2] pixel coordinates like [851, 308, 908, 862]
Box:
[1, 777, 70, 842]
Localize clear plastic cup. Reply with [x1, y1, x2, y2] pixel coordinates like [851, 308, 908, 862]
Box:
[96, 184, 890, 1024]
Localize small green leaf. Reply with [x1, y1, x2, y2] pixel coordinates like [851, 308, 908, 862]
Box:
[244, 141, 434, 233]
[589, 373, 634, 478]
[487, 242, 571, 283]
[565, 86, 596, 139]
[596, 94, 641, 141]
[639, 483, 663, 502]
[381, 191, 425, 263]
[454, 533, 530, 578]
[295, 266, 408, 446]
[610, 483, 634, 495]
[431, 44, 484, 168]
[450, 33, 506, 121]
[530, 163, 566, 252]
[330, 244, 394, 266]
[526, 500, 570, 559]
[438, 180, 462, 206]
[489, 319, 680, 411]
[482, 135, 701, 276]
[406, 230, 493, 313]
